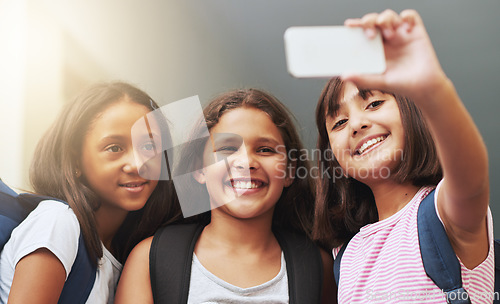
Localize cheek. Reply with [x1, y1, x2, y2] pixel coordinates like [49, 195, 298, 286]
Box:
[267, 158, 289, 181]
[328, 135, 344, 157]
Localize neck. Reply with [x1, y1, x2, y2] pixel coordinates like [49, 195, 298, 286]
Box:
[94, 205, 129, 252]
[368, 179, 420, 221]
[202, 210, 276, 254]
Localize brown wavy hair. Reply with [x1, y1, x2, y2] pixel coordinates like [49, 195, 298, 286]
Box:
[30, 81, 182, 263]
[172, 88, 315, 235]
[312, 77, 442, 250]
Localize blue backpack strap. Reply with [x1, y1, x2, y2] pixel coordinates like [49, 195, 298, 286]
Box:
[58, 234, 97, 304]
[274, 229, 323, 304]
[0, 181, 38, 251]
[333, 242, 348, 287]
[417, 189, 471, 304]
[0, 179, 18, 197]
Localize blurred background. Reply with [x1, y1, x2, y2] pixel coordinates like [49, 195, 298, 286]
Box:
[1, 0, 498, 233]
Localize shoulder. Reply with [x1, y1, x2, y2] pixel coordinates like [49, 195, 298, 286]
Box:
[115, 236, 154, 304]
[10, 199, 79, 242]
[10, 199, 80, 245]
[19, 200, 78, 228]
[129, 236, 154, 261]
[3, 200, 80, 281]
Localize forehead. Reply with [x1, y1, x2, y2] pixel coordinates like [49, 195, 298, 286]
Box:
[326, 82, 388, 116]
[88, 99, 153, 136]
[211, 107, 284, 144]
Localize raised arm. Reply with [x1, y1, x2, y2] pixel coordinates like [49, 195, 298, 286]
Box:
[343, 9, 489, 268]
[115, 237, 154, 304]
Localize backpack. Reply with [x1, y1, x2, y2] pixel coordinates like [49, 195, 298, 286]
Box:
[333, 189, 499, 304]
[149, 223, 324, 304]
[0, 179, 97, 304]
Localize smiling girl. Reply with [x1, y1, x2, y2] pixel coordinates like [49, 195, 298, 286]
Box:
[0, 82, 180, 303]
[115, 88, 335, 304]
[313, 9, 492, 303]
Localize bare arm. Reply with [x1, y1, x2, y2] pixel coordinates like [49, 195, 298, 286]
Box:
[115, 236, 154, 304]
[8, 249, 66, 304]
[343, 9, 489, 268]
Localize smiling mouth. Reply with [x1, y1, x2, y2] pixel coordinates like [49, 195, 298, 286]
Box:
[227, 179, 265, 189]
[355, 135, 388, 155]
[119, 181, 147, 188]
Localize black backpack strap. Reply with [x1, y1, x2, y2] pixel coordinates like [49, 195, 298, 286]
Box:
[150, 224, 203, 304]
[333, 241, 348, 287]
[418, 189, 471, 304]
[274, 229, 323, 304]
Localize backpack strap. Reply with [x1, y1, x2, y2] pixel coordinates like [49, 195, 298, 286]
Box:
[274, 229, 323, 304]
[58, 234, 97, 304]
[333, 241, 348, 287]
[417, 189, 471, 304]
[150, 223, 203, 304]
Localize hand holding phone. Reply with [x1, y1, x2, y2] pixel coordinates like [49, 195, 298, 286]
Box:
[284, 26, 386, 78]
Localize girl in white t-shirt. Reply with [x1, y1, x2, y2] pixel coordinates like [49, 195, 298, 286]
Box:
[312, 9, 492, 303]
[0, 82, 180, 303]
[115, 88, 335, 303]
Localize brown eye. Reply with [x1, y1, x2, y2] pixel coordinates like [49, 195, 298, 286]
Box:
[106, 145, 123, 153]
[367, 100, 384, 109]
[332, 119, 348, 130]
[258, 147, 276, 154]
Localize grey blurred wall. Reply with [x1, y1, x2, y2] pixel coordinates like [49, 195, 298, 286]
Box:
[2, 0, 499, 234]
[149, 0, 500, 234]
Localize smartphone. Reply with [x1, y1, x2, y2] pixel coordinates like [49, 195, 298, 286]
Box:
[283, 26, 386, 78]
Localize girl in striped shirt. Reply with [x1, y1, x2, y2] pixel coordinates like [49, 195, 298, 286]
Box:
[313, 9, 493, 303]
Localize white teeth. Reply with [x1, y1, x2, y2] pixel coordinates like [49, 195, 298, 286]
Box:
[123, 183, 143, 187]
[232, 181, 259, 189]
[358, 136, 385, 155]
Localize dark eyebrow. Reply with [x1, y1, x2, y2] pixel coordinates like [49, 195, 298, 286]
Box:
[358, 89, 374, 100]
[98, 135, 126, 145]
[255, 137, 281, 146]
[327, 89, 375, 117]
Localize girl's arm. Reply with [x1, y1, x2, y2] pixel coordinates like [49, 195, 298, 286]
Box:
[115, 237, 154, 304]
[319, 249, 337, 304]
[9, 249, 66, 304]
[344, 9, 489, 268]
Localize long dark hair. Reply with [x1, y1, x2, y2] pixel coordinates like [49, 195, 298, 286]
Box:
[172, 88, 315, 235]
[30, 81, 181, 263]
[312, 77, 442, 249]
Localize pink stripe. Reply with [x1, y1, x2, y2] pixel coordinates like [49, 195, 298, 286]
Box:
[336, 186, 495, 304]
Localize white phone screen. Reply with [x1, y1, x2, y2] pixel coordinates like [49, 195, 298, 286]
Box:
[284, 26, 386, 78]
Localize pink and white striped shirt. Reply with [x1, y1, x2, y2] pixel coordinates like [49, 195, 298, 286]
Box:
[333, 185, 495, 303]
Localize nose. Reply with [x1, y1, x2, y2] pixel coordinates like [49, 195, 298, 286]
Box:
[123, 150, 139, 174]
[349, 111, 370, 136]
[231, 146, 259, 171]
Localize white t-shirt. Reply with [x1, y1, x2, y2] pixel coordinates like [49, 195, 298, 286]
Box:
[0, 200, 122, 304]
[188, 252, 289, 304]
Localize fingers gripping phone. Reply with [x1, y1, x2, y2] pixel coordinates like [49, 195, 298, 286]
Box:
[284, 26, 386, 78]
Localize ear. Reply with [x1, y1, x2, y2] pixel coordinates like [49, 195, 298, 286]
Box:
[74, 161, 82, 178]
[192, 169, 207, 184]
